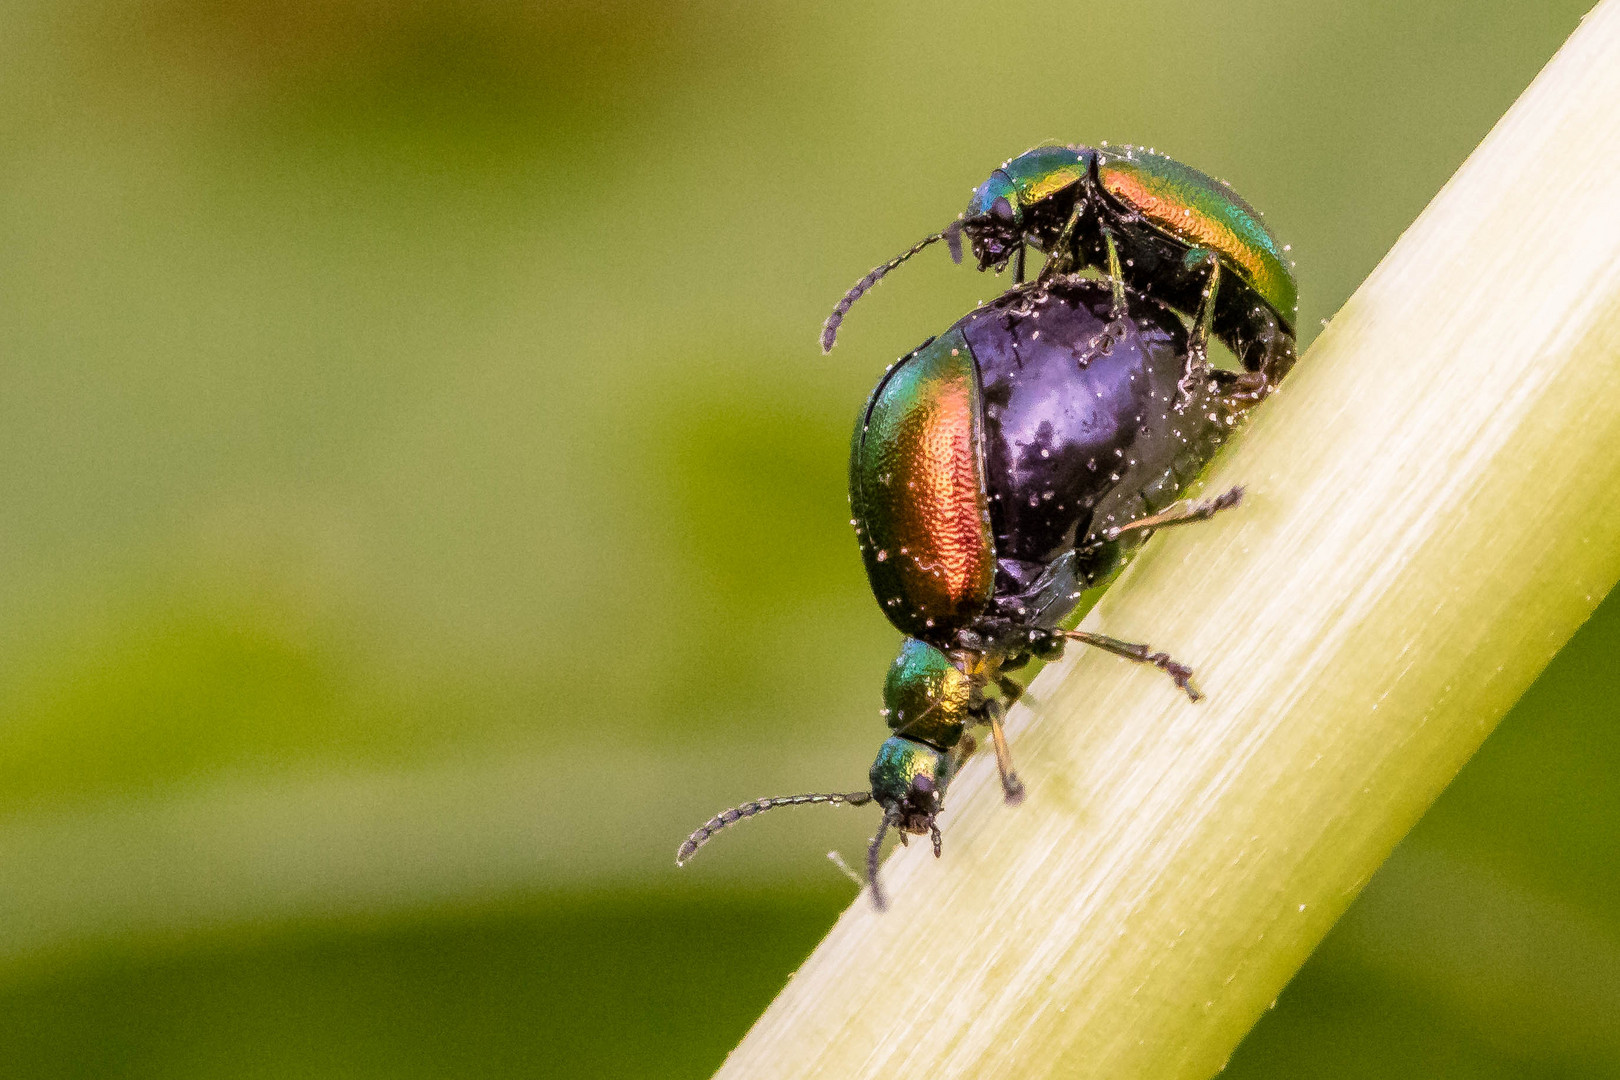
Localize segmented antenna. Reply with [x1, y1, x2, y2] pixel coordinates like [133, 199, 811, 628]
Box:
[820, 221, 966, 353]
[866, 811, 897, 911]
[676, 790, 873, 866]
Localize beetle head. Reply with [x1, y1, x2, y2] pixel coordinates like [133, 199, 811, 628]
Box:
[869, 735, 949, 834]
[962, 168, 1024, 271]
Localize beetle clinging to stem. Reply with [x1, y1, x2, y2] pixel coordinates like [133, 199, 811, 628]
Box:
[683, 275, 1266, 908]
[821, 144, 1298, 402]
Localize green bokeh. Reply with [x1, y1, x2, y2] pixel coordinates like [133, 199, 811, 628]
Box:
[0, 0, 1612, 1075]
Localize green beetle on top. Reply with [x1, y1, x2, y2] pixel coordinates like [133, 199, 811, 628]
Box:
[821, 144, 1298, 398]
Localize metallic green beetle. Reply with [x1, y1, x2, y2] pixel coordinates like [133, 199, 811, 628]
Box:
[822, 144, 1297, 397]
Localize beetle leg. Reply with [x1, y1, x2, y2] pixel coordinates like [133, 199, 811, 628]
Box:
[995, 674, 1025, 707]
[1256, 320, 1298, 390]
[1102, 485, 1244, 541]
[1215, 322, 1295, 404]
[1039, 199, 1088, 280]
[1173, 249, 1222, 403]
[1212, 369, 1267, 402]
[1187, 248, 1221, 362]
[1103, 227, 1127, 319]
[1068, 234, 1130, 369]
[980, 698, 1026, 805]
[1014, 242, 1026, 284]
[1062, 630, 1203, 702]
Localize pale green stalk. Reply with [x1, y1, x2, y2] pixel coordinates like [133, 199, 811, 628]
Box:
[714, 5, 1620, 1077]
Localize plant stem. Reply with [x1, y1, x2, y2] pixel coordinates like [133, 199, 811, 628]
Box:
[714, 5, 1620, 1077]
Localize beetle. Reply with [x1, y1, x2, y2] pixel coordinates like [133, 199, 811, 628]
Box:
[680, 276, 1265, 907]
[821, 144, 1297, 399]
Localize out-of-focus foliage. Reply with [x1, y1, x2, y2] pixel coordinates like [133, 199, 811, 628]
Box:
[0, 0, 1611, 1076]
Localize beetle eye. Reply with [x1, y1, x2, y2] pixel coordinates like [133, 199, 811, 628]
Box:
[991, 196, 1016, 222]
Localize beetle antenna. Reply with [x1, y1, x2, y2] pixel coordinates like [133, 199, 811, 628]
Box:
[821, 221, 966, 353]
[944, 220, 965, 265]
[676, 790, 874, 866]
[866, 811, 897, 911]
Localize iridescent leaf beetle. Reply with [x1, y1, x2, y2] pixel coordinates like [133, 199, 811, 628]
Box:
[681, 275, 1269, 907]
[822, 144, 1297, 399]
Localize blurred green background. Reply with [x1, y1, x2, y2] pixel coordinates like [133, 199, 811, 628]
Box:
[0, 0, 1614, 1076]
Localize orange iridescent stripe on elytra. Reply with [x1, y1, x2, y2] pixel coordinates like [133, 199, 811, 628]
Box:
[851, 331, 995, 640]
[905, 370, 987, 608]
[1097, 156, 1295, 319]
[1104, 170, 1264, 279]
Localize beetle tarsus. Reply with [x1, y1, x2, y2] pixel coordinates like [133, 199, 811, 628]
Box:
[1063, 629, 1204, 703]
[1217, 368, 1277, 404]
[985, 706, 1026, 805]
[1103, 485, 1244, 542]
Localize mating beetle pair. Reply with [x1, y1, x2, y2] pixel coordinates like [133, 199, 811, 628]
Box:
[679, 145, 1297, 908]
